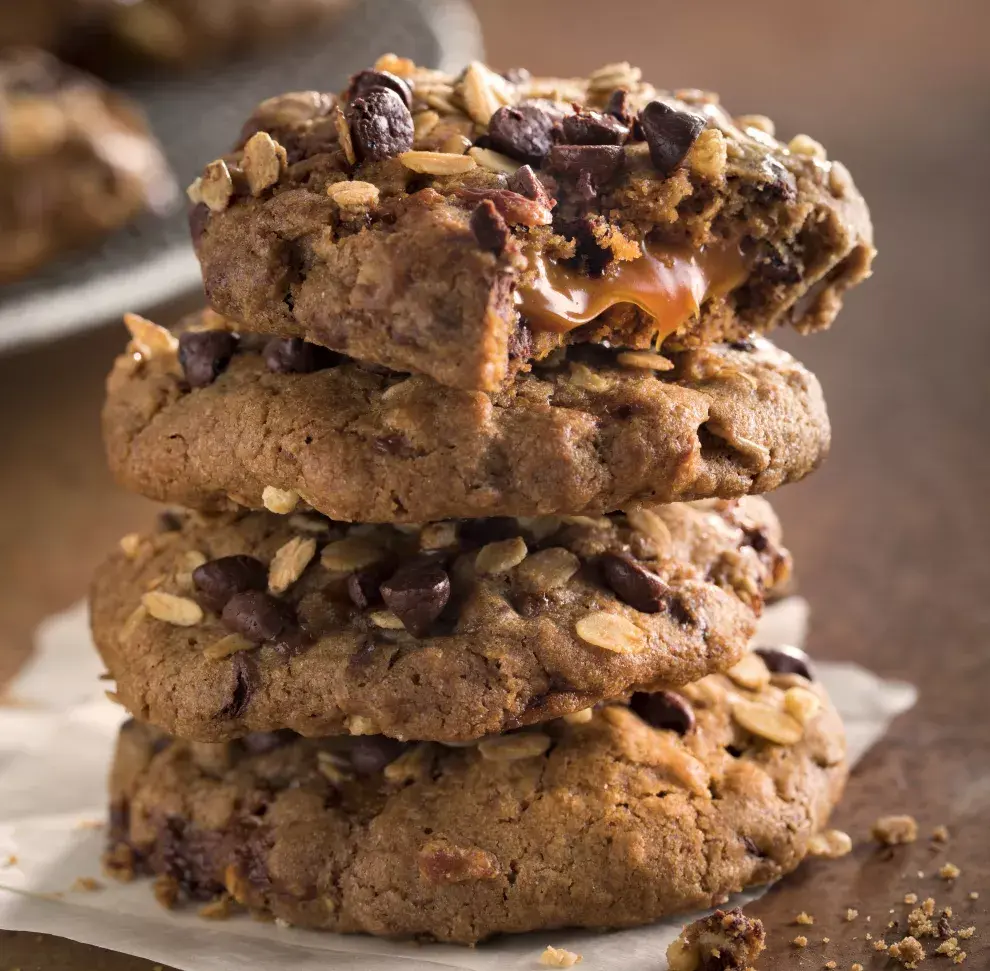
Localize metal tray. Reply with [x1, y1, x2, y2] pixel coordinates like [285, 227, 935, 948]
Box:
[0, 0, 482, 353]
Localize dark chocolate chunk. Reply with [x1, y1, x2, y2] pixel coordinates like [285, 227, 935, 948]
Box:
[178, 330, 239, 389]
[263, 337, 340, 374]
[638, 101, 706, 176]
[380, 562, 451, 637]
[346, 69, 412, 109]
[221, 590, 297, 644]
[754, 645, 814, 681]
[348, 88, 414, 163]
[221, 651, 257, 719]
[470, 199, 511, 256]
[506, 164, 554, 208]
[545, 144, 624, 187]
[193, 555, 268, 613]
[669, 596, 696, 626]
[604, 88, 633, 126]
[600, 553, 669, 613]
[743, 527, 770, 552]
[487, 103, 556, 165]
[629, 690, 696, 735]
[460, 517, 521, 547]
[347, 736, 408, 776]
[560, 110, 629, 146]
[347, 559, 396, 610]
[156, 510, 183, 532]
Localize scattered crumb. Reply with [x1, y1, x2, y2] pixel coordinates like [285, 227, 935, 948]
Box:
[74, 818, 105, 830]
[808, 828, 853, 858]
[873, 814, 919, 846]
[905, 893, 919, 905]
[792, 935, 808, 947]
[873, 939, 889, 951]
[274, 917, 291, 928]
[822, 936, 831, 943]
[539, 946, 582, 968]
[796, 911, 815, 925]
[865, 933, 873, 941]
[889, 935, 925, 968]
[845, 908, 859, 921]
[3, 854, 17, 866]
[917, 870, 926, 879]
[932, 825, 950, 842]
[923, 897, 936, 917]
[152, 875, 179, 909]
[940, 862, 961, 880]
[944, 906, 954, 918]
[824, 962, 836, 970]
[958, 927, 975, 939]
[70, 876, 103, 892]
[198, 894, 234, 920]
[936, 938, 962, 957]
[968, 892, 979, 900]
[852, 964, 864, 971]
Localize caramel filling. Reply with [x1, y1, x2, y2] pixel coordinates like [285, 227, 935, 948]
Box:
[516, 238, 749, 339]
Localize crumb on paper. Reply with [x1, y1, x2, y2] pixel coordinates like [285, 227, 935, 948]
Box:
[792, 935, 808, 947]
[888, 935, 925, 968]
[3, 854, 17, 866]
[932, 825, 950, 842]
[539, 946, 583, 967]
[968, 891, 979, 900]
[70, 876, 103, 892]
[905, 893, 918, 904]
[845, 907, 859, 921]
[152, 874, 179, 909]
[939, 862, 961, 880]
[808, 828, 853, 858]
[822, 936, 831, 943]
[198, 894, 234, 920]
[873, 939, 889, 951]
[795, 911, 815, 925]
[274, 917, 292, 928]
[666, 909, 765, 971]
[74, 818, 104, 830]
[872, 814, 919, 846]
[824, 962, 836, 970]
[852, 964, 864, 971]
[958, 927, 975, 939]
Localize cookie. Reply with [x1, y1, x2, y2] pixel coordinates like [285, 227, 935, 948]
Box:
[0, 48, 175, 283]
[90, 497, 790, 742]
[188, 56, 873, 392]
[105, 656, 847, 943]
[103, 312, 829, 524]
[68, 0, 351, 73]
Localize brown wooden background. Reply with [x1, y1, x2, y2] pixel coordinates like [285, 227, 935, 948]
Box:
[2, 0, 989, 966]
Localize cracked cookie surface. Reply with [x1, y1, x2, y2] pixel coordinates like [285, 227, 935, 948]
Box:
[189, 55, 873, 391]
[105, 656, 846, 943]
[0, 48, 176, 282]
[103, 311, 830, 523]
[90, 497, 789, 742]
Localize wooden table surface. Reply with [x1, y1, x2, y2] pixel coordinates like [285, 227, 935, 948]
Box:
[2, 1, 989, 967]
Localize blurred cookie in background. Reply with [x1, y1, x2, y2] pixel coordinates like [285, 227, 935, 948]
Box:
[0, 0, 106, 52]
[0, 48, 176, 284]
[67, 0, 353, 73]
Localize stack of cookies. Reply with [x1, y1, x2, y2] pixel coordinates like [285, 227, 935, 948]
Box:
[94, 55, 873, 947]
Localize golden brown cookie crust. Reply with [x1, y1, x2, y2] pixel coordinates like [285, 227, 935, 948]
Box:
[189, 57, 873, 391]
[106, 661, 846, 943]
[90, 498, 789, 742]
[103, 313, 830, 524]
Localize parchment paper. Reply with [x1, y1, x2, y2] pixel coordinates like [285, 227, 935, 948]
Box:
[0, 598, 916, 970]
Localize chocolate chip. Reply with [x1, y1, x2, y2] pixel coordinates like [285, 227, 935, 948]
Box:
[221, 651, 256, 718]
[460, 517, 521, 547]
[604, 88, 633, 126]
[669, 596, 695, 626]
[487, 103, 556, 165]
[193, 555, 267, 613]
[347, 736, 408, 775]
[630, 690, 695, 735]
[348, 88, 414, 163]
[638, 101, 706, 176]
[346, 69, 412, 109]
[263, 337, 340, 374]
[744, 527, 770, 552]
[178, 330, 239, 389]
[600, 553, 669, 613]
[754, 645, 814, 681]
[380, 562, 451, 637]
[560, 110, 629, 146]
[728, 336, 757, 352]
[470, 199, 511, 256]
[346, 559, 395, 610]
[157, 510, 183, 532]
[506, 164, 554, 208]
[545, 144, 624, 187]
[221, 590, 297, 644]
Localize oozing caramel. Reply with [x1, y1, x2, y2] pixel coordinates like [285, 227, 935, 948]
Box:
[516, 238, 749, 339]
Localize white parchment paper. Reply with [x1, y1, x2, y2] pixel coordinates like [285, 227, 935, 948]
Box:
[0, 598, 916, 970]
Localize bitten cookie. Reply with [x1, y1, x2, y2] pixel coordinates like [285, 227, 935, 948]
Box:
[188, 55, 873, 391]
[90, 497, 790, 742]
[105, 651, 846, 943]
[0, 48, 175, 282]
[103, 312, 830, 523]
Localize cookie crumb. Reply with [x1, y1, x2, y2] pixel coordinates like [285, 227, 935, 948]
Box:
[539, 946, 582, 967]
[968, 892, 979, 900]
[824, 962, 837, 970]
[152, 874, 179, 909]
[796, 911, 815, 925]
[873, 939, 889, 951]
[932, 825, 950, 842]
[939, 862, 961, 880]
[936, 938, 961, 957]
[872, 814, 919, 846]
[70, 876, 102, 892]
[958, 927, 975, 939]
[792, 935, 809, 947]
[905, 893, 918, 905]
[851, 964, 864, 971]
[822, 936, 831, 943]
[845, 908, 859, 921]
[888, 935, 925, 968]
[667, 909, 765, 970]
[808, 829, 853, 858]
[198, 894, 234, 920]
